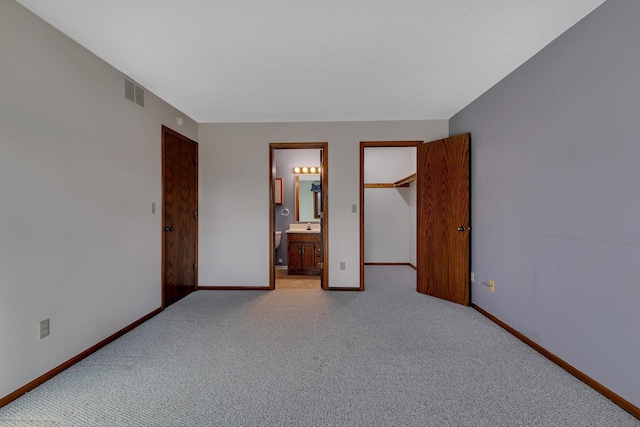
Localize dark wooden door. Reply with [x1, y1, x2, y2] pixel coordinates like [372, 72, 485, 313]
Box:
[288, 243, 302, 271]
[301, 242, 316, 270]
[288, 243, 316, 273]
[162, 126, 198, 308]
[417, 134, 470, 305]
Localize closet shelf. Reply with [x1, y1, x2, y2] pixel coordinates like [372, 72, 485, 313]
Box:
[393, 173, 416, 187]
[364, 173, 416, 189]
[364, 183, 395, 188]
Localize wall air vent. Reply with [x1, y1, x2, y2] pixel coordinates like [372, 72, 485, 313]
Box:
[123, 75, 145, 108]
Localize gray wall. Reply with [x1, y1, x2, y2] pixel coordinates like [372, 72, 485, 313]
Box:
[0, 1, 198, 399]
[197, 121, 448, 288]
[450, 0, 640, 407]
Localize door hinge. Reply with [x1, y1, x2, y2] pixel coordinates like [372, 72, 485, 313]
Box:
[194, 157, 198, 166]
[193, 263, 198, 271]
[194, 211, 198, 219]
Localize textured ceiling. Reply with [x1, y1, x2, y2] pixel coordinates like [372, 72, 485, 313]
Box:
[16, 0, 605, 123]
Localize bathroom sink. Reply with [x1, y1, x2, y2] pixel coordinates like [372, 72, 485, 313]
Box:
[285, 223, 321, 233]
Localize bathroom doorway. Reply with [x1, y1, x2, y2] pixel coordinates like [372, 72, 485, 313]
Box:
[269, 143, 328, 290]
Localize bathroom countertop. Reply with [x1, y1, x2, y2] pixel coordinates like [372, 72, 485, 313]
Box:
[285, 224, 321, 233]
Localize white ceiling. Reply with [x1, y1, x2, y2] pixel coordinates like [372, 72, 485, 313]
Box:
[17, 0, 605, 123]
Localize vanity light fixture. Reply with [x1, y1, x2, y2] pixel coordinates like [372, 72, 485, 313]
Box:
[292, 166, 321, 175]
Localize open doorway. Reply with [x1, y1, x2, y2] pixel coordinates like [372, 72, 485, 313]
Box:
[270, 143, 328, 290]
[359, 135, 471, 305]
[359, 141, 420, 291]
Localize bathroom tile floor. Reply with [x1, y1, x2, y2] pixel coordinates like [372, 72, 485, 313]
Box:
[275, 269, 321, 289]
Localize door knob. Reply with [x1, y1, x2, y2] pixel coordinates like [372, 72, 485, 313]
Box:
[164, 226, 174, 232]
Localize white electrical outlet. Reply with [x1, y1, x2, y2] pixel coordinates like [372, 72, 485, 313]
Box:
[340, 261, 346, 270]
[39, 319, 50, 339]
[351, 204, 357, 213]
[471, 272, 474, 283]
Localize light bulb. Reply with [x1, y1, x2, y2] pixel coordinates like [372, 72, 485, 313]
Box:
[302, 167, 309, 173]
[310, 167, 316, 173]
[294, 167, 301, 173]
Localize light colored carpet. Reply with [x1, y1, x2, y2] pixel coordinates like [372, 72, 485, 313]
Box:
[275, 268, 321, 289]
[0, 266, 637, 426]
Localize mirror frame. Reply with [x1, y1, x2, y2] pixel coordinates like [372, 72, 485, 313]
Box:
[295, 175, 321, 222]
[313, 190, 321, 219]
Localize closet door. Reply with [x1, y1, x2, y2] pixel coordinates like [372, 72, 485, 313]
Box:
[416, 134, 470, 305]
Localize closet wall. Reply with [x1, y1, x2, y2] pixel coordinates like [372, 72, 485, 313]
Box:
[364, 147, 416, 265]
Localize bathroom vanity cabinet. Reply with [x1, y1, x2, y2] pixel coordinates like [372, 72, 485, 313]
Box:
[287, 233, 322, 275]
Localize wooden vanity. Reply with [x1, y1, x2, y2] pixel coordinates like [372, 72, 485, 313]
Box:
[287, 232, 322, 275]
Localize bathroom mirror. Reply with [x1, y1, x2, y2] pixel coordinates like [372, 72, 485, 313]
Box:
[295, 175, 321, 222]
